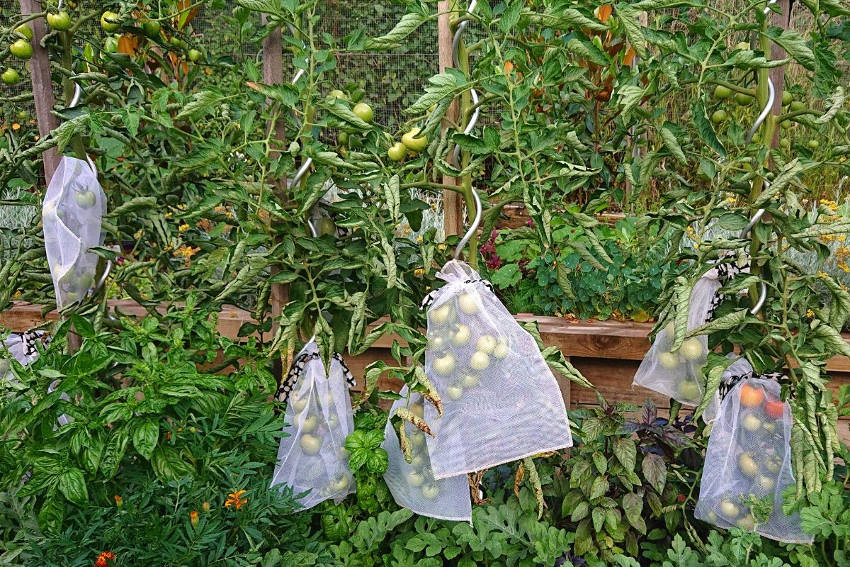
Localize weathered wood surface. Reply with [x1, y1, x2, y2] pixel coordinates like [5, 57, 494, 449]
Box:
[19, 0, 60, 182]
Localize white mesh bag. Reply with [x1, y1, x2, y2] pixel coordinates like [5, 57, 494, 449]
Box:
[694, 375, 812, 543]
[0, 331, 43, 383]
[270, 340, 355, 509]
[42, 156, 106, 309]
[421, 260, 572, 479]
[633, 270, 722, 420]
[382, 387, 472, 521]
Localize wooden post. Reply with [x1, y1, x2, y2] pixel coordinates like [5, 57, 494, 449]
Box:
[768, 0, 792, 147]
[19, 0, 59, 182]
[438, 1, 463, 238]
[261, 15, 290, 374]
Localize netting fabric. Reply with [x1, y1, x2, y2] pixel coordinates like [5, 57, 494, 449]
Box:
[695, 376, 811, 544]
[421, 260, 572, 479]
[270, 340, 355, 509]
[42, 157, 106, 309]
[382, 387, 472, 521]
[633, 271, 721, 420]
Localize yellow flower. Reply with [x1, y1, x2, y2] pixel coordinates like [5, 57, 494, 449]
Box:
[178, 223, 190, 232]
[12, 123, 20, 131]
[437, 243, 447, 251]
[416, 235, 423, 243]
[414, 268, 425, 277]
[224, 490, 247, 510]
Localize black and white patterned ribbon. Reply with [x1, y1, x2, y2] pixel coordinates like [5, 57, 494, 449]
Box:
[420, 277, 494, 311]
[274, 350, 355, 404]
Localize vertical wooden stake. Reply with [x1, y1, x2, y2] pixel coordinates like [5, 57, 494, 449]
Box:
[438, 1, 463, 238]
[19, 0, 59, 182]
[768, 0, 792, 147]
[261, 15, 290, 374]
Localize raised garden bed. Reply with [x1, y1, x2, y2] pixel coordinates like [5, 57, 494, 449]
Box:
[5, 301, 850, 442]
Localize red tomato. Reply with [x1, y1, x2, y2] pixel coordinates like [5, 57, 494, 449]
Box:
[765, 400, 785, 419]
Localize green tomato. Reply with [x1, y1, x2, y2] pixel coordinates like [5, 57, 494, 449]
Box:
[74, 190, 97, 209]
[457, 292, 480, 314]
[429, 303, 455, 326]
[476, 335, 497, 354]
[407, 471, 425, 487]
[738, 453, 759, 477]
[677, 380, 700, 401]
[299, 433, 322, 456]
[101, 11, 121, 32]
[433, 353, 456, 376]
[446, 384, 463, 400]
[470, 351, 490, 371]
[188, 49, 202, 62]
[47, 11, 72, 31]
[711, 109, 728, 124]
[352, 102, 373, 123]
[142, 20, 161, 38]
[1, 68, 21, 85]
[807, 139, 819, 149]
[337, 131, 349, 145]
[387, 142, 406, 162]
[9, 39, 33, 60]
[659, 352, 679, 369]
[15, 24, 33, 41]
[790, 100, 805, 113]
[742, 413, 762, 432]
[402, 127, 428, 152]
[781, 91, 792, 106]
[421, 483, 440, 500]
[680, 338, 704, 361]
[450, 324, 471, 346]
[734, 92, 753, 106]
[713, 85, 732, 99]
[493, 340, 509, 359]
[329, 89, 346, 99]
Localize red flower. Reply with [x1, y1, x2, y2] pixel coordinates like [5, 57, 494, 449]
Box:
[95, 551, 116, 567]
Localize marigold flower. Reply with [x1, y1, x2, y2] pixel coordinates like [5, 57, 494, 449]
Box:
[94, 551, 116, 567]
[190, 510, 199, 527]
[202, 501, 211, 513]
[114, 495, 123, 508]
[224, 489, 247, 510]
[178, 223, 190, 232]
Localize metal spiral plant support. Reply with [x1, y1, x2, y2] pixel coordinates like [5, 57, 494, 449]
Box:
[451, 0, 482, 260]
[289, 69, 312, 188]
[739, 75, 776, 315]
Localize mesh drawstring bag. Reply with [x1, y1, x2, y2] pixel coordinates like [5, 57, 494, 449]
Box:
[42, 156, 106, 309]
[695, 374, 812, 543]
[421, 260, 572, 479]
[382, 387, 472, 521]
[270, 340, 356, 509]
[1, 331, 43, 383]
[633, 268, 725, 420]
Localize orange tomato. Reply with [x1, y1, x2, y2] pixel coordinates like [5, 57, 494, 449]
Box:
[765, 400, 785, 419]
[740, 384, 765, 408]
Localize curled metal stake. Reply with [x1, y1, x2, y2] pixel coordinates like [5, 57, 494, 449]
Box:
[306, 218, 318, 238]
[739, 73, 778, 315]
[454, 187, 482, 260]
[288, 68, 313, 188]
[746, 77, 774, 144]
